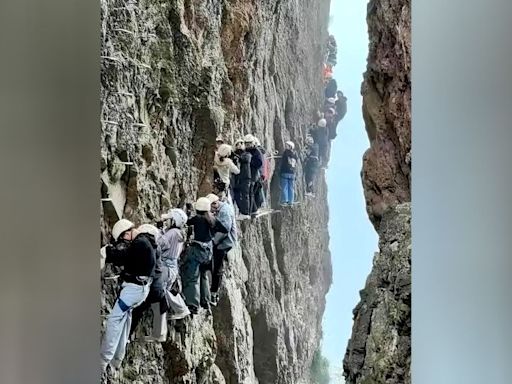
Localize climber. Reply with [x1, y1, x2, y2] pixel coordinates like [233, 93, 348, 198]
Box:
[100, 219, 156, 372]
[233, 139, 252, 220]
[181, 197, 227, 315]
[215, 135, 224, 150]
[244, 134, 264, 216]
[206, 192, 237, 306]
[335, 90, 347, 123]
[159, 208, 191, 321]
[129, 224, 168, 343]
[279, 141, 298, 206]
[213, 143, 240, 200]
[304, 136, 320, 197]
[314, 118, 329, 168]
[253, 137, 268, 209]
[324, 76, 338, 99]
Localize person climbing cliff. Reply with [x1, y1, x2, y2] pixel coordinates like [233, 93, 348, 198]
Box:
[312, 118, 329, 168]
[233, 140, 252, 220]
[100, 219, 155, 372]
[206, 192, 237, 307]
[215, 135, 224, 150]
[335, 90, 347, 123]
[159, 208, 191, 321]
[324, 77, 338, 99]
[303, 136, 320, 197]
[253, 137, 267, 209]
[129, 224, 168, 343]
[213, 143, 240, 199]
[244, 134, 264, 216]
[325, 107, 338, 140]
[280, 141, 298, 206]
[182, 197, 227, 315]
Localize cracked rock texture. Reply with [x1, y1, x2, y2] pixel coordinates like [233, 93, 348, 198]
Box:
[100, 0, 332, 383]
[361, 0, 411, 231]
[343, 0, 411, 383]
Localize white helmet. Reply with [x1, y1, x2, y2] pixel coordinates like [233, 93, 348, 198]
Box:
[161, 208, 188, 228]
[112, 219, 134, 241]
[217, 144, 232, 158]
[317, 118, 327, 128]
[285, 141, 295, 150]
[243, 134, 255, 144]
[327, 97, 336, 104]
[137, 224, 160, 239]
[195, 197, 211, 211]
[206, 193, 220, 203]
[216, 135, 224, 142]
[254, 137, 261, 146]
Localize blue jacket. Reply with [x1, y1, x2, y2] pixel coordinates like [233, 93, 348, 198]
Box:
[213, 202, 237, 250]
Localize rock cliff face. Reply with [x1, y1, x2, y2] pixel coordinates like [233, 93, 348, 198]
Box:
[100, 0, 332, 383]
[343, 0, 411, 383]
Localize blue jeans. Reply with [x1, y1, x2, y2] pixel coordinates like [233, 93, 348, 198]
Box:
[280, 173, 295, 204]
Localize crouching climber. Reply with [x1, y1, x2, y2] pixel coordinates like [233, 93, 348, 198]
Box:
[280, 141, 298, 206]
[181, 197, 227, 315]
[206, 192, 237, 306]
[100, 219, 156, 372]
[159, 208, 190, 321]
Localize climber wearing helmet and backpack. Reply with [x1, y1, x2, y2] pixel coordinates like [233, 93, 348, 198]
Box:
[213, 143, 240, 200]
[244, 134, 264, 216]
[279, 141, 298, 206]
[100, 219, 156, 372]
[314, 118, 329, 168]
[206, 192, 237, 306]
[181, 197, 227, 315]
[129, 224, 169, 343]
[158, 208, 191, 321]
[304, 136, 320, 197]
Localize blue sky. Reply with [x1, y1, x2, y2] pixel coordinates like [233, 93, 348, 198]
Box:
[322, 0, 378, 381]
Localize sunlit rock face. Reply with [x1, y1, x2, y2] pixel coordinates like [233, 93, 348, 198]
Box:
[100, 0, 333, 383]
[343, 0, 411, 383]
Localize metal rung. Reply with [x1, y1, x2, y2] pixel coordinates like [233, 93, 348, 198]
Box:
[131, 123, 147, 127]
[102, 120, 120, 125]
[113, 161, 134, 165]
[101, 198, 112, 202]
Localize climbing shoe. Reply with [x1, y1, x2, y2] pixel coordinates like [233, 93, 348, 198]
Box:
[210, 292, 219, 307]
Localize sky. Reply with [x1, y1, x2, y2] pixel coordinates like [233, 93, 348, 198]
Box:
[321, 0, 378, 382]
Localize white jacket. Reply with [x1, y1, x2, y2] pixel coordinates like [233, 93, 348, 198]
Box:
[214, 153, 240, 186]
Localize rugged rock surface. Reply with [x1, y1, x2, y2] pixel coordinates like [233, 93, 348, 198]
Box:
[343, 0, 411, 383]
[361, 0, 411, 231]
[343, 204, 411, 384]
[100, 0, 332, 383]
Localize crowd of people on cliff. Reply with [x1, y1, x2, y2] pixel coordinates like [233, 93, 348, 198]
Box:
[100, 33, 347, 374]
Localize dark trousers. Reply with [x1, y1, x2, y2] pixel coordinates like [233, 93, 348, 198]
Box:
[304, 159, 319, 193]
[211, 247, 231, 293]
[253, 179, 264, 209]
[235, 180, 251, 215]
[129, 288, 165, 338]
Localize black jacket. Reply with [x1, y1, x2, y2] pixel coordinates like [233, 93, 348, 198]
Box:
[335, 97, 347, 121]
[247, 147, 263, 181]
[280, 149, 298, 175]
[237, 150, 252, 182]
[106, 233, 156, 279]
[325, 78, 338, 99]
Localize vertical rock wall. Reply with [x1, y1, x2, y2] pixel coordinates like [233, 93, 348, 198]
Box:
[100, 0, 333, 383]
[343, 0, 411, 383]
